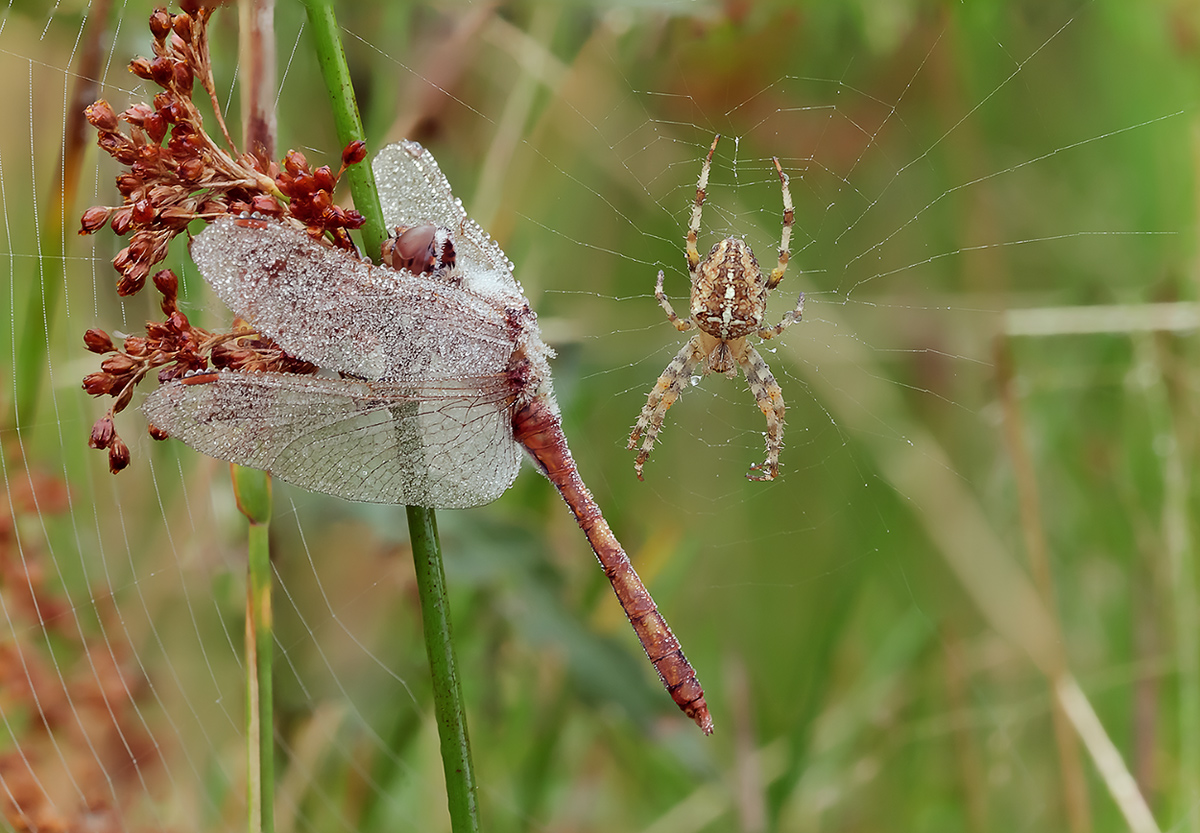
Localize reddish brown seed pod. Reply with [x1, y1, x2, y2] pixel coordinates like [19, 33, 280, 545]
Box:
[101, 353, 138, 375]
[89, 415, 116, 449]
[149, 9, 172, 40]
[152, 269, 179, 299]
[313, 166, 335, 193]
[147, 423, 171, 441]
[116, 269, 148, 297]
[149, 56, 175, 86]
[128, 57, 154, 80]
[177, 157, 205, 182]
[82, 372, 116, 396]
[342, 140, 367, 166]
[79, 206, 111, 234]
[116, 173, 143, 197]
[108, 437, 131, 473]
[284, 149, 308, 175]
[84, 329, 115, 354]
[250, 194, 282, 216]
[172, 62, 193, 94]
[109, 208, 133, 236]
[85, 100, 119, 131]
[172, 12, 193, 41]
[145, 113, 167, 144]
[131, 200, 155, 225]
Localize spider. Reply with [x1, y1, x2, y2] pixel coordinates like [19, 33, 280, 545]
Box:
[628, 134, 804, 482]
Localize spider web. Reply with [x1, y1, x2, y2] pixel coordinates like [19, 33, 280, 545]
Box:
[2, 1, 1195, 831]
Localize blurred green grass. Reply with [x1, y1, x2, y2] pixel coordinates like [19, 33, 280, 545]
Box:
[2, 0, 1199, 831]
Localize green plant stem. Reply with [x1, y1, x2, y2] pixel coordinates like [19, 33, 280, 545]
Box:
[407, 506, 480, 832]
[298, 3, 480, 831]
[234, 464, 275, 833]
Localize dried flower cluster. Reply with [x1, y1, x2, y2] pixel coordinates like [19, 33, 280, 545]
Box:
[81, 2, 365, 472]
[83, 270, 316, 473]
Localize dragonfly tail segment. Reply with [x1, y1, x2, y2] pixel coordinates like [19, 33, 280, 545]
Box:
[513, 397, 714, 735]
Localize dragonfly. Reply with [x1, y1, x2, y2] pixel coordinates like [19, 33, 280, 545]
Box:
[143, 140, 713, 734]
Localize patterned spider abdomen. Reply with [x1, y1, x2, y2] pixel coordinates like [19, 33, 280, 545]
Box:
[690, 237, 768, 371]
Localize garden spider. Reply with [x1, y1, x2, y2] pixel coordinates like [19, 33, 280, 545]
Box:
[628, 134, 804, 481]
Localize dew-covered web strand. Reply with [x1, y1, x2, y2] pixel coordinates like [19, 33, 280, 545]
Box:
[271, 499, 425, 807]
[145, 458, 242, 734]
[6, 34, 149, 821]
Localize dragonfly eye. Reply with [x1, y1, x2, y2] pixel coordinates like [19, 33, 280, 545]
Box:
[382, 223, 457, 277]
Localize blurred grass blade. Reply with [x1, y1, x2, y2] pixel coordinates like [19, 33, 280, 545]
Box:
[236, 462, 275, 833]
[12, 0, 109, 430]
[786, 303, 1159, 830]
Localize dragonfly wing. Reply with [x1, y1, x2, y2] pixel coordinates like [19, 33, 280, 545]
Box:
[373, 141, 524, 305]
[144, 372, 522, 508]
[190, 219, 515, 381]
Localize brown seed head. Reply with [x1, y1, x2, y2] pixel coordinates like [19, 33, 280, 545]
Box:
[108, 438, 131, 474]
[145, 112, 167, 144]
[123, 336, 149, 357]
[101, 353, 137, 375]
[173, 62, 193, 94]
[116, 269, 148, 297]
[85, 100, 119, 132]
[251, 194, 282, 216]
[82, 372, 116, 396]
[89, 415, 116, 450]
[284, 149, 308, 175]
[152, 269, 178, 300]
[176, 158, 205, 182]
[172, 12, 194, 40]
[84, 329, 115, 354]
[149, 8, 172, 40]
[116, 173, 143, 197]
[112, 384, 135, 414]
[131, 200, 155, 225]
[313, 166, 335, 193]
[109, 208, 133, 236]
[149, 56, 175, 87]
[129, 56, 154, 80]
[342, 140, 367, 167]
[79, 206, 111, 235]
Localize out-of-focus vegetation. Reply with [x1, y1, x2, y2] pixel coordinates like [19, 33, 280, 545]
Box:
[2, 0, 1198, 830]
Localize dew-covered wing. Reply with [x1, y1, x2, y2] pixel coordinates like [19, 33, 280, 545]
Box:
[189, 218, 515, 381]
[372, 141, 523, 304]
[143, 371, 522, 508]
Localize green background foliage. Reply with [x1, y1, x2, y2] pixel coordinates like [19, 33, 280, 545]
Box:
[2, 0, 1198, 830]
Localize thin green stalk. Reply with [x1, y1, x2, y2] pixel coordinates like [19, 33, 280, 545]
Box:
[298, 3, 480, 831]
[406, 506, 479, 831]
[234, 464, 275, 833]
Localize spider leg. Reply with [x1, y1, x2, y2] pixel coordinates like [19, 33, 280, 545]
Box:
[656, 270, 695, 332]
[757, 292, 804, 340]
[766, 156, 794, 291]
[736, 342, 786, 482]
[687, 135, 720, 275]
[628, 336, 707, 480]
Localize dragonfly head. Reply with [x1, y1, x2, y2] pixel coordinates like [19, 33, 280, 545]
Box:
[381, 223, 456, 278]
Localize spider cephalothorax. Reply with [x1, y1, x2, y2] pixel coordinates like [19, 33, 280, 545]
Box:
[628, 134, 804, 481]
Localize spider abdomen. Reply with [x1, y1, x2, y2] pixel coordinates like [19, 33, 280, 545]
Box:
[691, 237, 767, 342]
